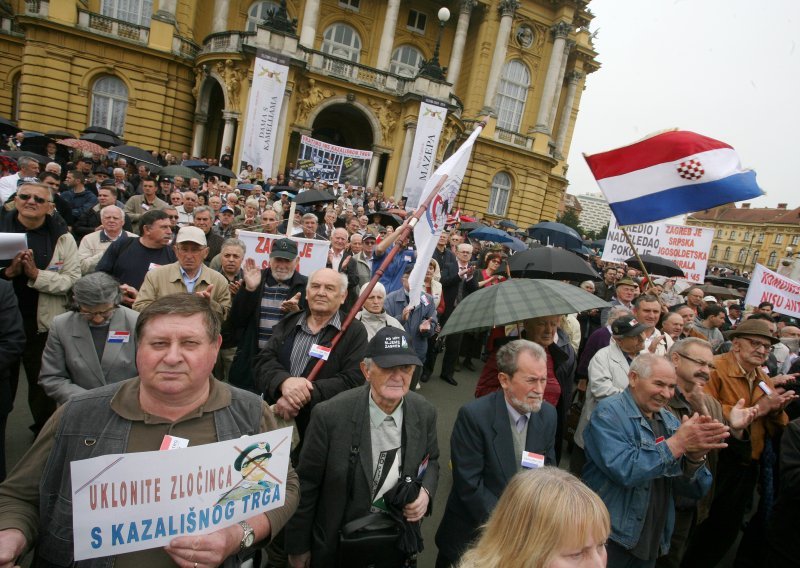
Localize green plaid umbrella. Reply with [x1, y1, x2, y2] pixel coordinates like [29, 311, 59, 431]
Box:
[439, 279, 610, 336]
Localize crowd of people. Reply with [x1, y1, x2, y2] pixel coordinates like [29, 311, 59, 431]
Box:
[0, 148, 799, 568]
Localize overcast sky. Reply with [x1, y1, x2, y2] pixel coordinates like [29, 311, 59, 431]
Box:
[567, 0, 800, 209]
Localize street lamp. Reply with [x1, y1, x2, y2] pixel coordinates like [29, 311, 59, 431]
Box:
[418, 6, 451, 81]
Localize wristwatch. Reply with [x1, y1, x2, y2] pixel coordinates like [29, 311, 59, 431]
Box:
[238, 520, 255, 551]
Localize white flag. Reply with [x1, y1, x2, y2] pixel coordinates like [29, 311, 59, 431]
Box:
[403, 100, 447, 209]
[407, 123, 485, 307]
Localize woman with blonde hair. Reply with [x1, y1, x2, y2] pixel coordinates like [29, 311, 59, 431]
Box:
[458, 467, 609, 568]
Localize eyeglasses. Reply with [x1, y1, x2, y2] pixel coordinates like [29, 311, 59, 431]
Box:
[676, 352, 716, 370]
[17, 193, 49, 204]
[79, 307, 115, 319]
[739, 336, 773, 352]
[167, 215, 180, 220]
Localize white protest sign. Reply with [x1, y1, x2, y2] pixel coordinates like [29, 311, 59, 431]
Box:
[71, 427, 292, 560]
[0, 232, 27, 260]
[237, 231, 330, 276]
[744, 264, 800, 317]
[601, 216, 713, 283]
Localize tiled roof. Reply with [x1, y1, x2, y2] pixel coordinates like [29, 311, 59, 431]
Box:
[688, 204, 800, 225]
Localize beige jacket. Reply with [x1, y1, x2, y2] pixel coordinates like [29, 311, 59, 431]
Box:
[29, 232, 81, 332]
[133, 261, 231, 319]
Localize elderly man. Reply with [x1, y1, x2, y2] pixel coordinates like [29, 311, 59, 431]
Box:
[286, 327, 439, 568]
[38, 272, 139, 405]
[683, 286, 705, 316]
[435, 340, 557, 567]
[0, 180, 80, 434]
[124, 177, 167, 233]
[260, 209, 281, 235]
[658, 338, 757, 568]
[253, 268, 368, 436]
[297, 213, 321, 240]
[133, 226, 231, 319]
[0, 281, 25, 482]
[0, 295, 300, 566]
[77, 205, 137, 274]
[72, 183, 133, 243]
[439, 242, 478, 386]
[583, 353, 726, 568]
[326, 227, 351, 272]
[111, 167, 134, 200]
[601, 277, 638, 326]
[660, 311, 685, 342]
[176, 190, 198, 226]
[0, 156, 39, 202]
[572, 314, 652, 476]
[682, 319, 797, 568]
[215, 206, 237, 240]
[192, 205, 224, 261]
[96, 209, 177, 305]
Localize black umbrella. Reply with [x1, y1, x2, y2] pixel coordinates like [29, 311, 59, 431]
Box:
[109, 144, 160, 166]
[373, 211, 402, 228]
[458, 221, 484, 231]
[715, 274, 750, 288]
[383, 476, 425, 556]
[269, 184, 296, 195]
[624, 254, 684, 278]
[1, 150, 50, 164]
[528, 222, 583, 249]
[508, 247, 600, 281]
[82, 132, 124, 148]
[46, 130, 75, 140]
[497, 219, 518, 230]
[82, 125, 119, 137]
[295, 189, 336, 206]
[159, 165, 202, 180]
[182, 159, 209, 172]
[0, 117, 20, 137]
[205, 165, 236, 179]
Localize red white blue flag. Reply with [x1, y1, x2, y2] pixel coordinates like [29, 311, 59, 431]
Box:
[584, 130, 763, 226]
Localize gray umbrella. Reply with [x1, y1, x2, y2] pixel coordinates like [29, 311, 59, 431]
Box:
[440, 279, 610, 336]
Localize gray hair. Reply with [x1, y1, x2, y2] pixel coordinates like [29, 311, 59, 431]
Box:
[668, 337, 712, 357]
[496, 340, 546, 377]
[221, 237, 246, 255]
[629, 352, 670, 379]
[308, 268, 348, 294]
[73, 272, 122, 307]
[46, 162, 62, 174]
[113, 167, 125, 176]
[193, 205, 213, 217]
[580, 280, 596, 291]
[607, 306, 632, 326]
[302, 213, 318, 222]
[17, 156, 39, 169]
[100, 205, 124, 220]
[361, 282, 386, 296]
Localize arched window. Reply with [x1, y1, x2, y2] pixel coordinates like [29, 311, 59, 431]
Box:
[101, 0, 152, 26]
[488, 172, 512, 216]
[496, 60, 530, 132]
[710, 245, 717, 258]
[752, 251, 760, 264]
[737, 248, 747, 262]
[768, 251, 777, 266]
[723, 247, 731, 260]
[246, 1, 280, 32]
[91, 76, 128, 135]
[11, 74, 21, 122]
[322, 23, 361, 62]
[390, 45, 423, 77]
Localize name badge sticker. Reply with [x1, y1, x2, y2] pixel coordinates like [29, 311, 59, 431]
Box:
[309, 343, 331, 361]
[521, 451, 545, 469]
[47, 261, 64, 272]
[160, 435, 189, 450]
[107, 331, 130, 343]
[147, 262, 161, 272]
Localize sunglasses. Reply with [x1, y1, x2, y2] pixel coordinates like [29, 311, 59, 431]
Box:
[17, 193, 49, 204]
[167, 215, 180, 220]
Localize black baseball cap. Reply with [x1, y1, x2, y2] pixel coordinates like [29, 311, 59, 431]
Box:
[611, 315, 652, 337]
[366, 327, 422, 367]
[270, 238, 298, 260]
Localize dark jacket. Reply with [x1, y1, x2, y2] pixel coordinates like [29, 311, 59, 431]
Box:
[72, 205, 133, 242]
[253, 310, 368, 436]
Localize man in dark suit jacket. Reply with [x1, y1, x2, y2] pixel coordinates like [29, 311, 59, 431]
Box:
[0, 280, 25, 481]
[435, 339, 557, 567]
[286, 328, 439, 567]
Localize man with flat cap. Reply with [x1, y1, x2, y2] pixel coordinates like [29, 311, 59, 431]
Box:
[286, 327, 439, 568]
[601, 277, 639, 326]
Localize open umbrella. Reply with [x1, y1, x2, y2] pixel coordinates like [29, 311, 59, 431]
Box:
[237, 183, 258, 192]
[458, 221, 484, 231]
[715, 274, 750, 288]
[82, 132, 124, 147]
[158, 165, 202, 180]
[497, 219, 518, 230]
[295, 189, 336, 206]
[681, 284, 743, 300]
[57, 138, 108, 156]
[205, 165, 236, 179]
[46, 130, 75, 140]
[624, 254, 684, 278]
[0, 117, 20, 137]
[528, 222, 583, 249]
[181, 159, 209, 172]
[0, 155, 19, 173]
[109, 144, 160, 166]
[469, 226, 518, 244]
[1, 150, 50, 164]
[82, 125, 119, 137]
[371, 211, 402, 228]
[508, 248, 599, 281]
[440, 279, 610, 336]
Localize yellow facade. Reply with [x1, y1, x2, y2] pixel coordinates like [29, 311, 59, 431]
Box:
[0, 0, 599, 226]
[686, 203, 800, 274]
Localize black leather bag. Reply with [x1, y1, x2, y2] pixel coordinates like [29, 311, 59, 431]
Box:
[337, 512, 405, 568]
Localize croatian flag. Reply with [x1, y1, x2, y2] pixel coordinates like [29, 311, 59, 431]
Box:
[584, 130, 763, 226]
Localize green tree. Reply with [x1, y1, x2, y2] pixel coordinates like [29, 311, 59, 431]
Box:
[557, 209, 584, 236]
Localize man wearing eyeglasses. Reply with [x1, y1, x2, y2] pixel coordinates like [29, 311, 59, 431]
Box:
[0, 180, 80, 434]
[682, 318, 798, 567]
[659, 338, 757, 568]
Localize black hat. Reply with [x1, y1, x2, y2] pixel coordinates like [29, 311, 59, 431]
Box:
[611, 315, 652, 337]
[100, 179, 117, 188]
[365, 327, 422, 367]
[93, 166, 109, 175]
[270, 238, 298, 260]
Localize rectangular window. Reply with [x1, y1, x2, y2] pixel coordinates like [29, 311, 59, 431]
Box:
[716, 229, 722, 238]
[407, 10, 427, 32]
[101, 0, 152, 26]
[730, 230, 736, 240]
[757, 233, 765, 243]
[775, 234, 784, 244]
[792, 235, 800, 246]
[339, 0, 360, 9]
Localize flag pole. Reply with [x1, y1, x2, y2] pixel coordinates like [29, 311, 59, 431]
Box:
[619, 225, 655, 289]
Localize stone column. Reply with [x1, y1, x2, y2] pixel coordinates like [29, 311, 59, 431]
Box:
[547, 40, 574, 132]
[367, 149, 383, 188]
[482, 0, 519, 113]
[376, 0, 402, 71]
[394, 121, 417, 201]
[533, 21, 571, 133]
[554, 71, 583, 157]
[211, 0, 230, 34]
[446, 0, 476, 85]
[154, 0, 177, 22]
[191, 112, 208, 158]
[221, 110, 239, 157]
[299, 0, 321, 49]
[271, 89, 292, 177]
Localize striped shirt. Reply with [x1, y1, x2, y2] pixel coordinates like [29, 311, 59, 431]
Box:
[258, 278, 291, 349]
[288, 311, 342, 377]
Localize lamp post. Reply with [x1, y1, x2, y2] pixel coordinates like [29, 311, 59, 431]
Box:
[418, 6, 451, 81]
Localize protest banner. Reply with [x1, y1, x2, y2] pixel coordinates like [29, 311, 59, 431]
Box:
[601, 216, 713, 283]
[402, 98, 447, 210]
[239, 51, 289, 174]
[296, 136, 373, 185]
[71, 427, 292, 560]
[238, 230, 329, 276]
[744, 264, 800, 317]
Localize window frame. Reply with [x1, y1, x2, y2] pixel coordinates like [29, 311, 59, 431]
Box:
[406, 9, 427, 33]
[246, 1, 280, 32]
[487, 172, 512, 217]
[100, 0, 153, 26]
[390, 45, 424, 77]
[90, 75, 129, 136]
[322, 23, 362, 63]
